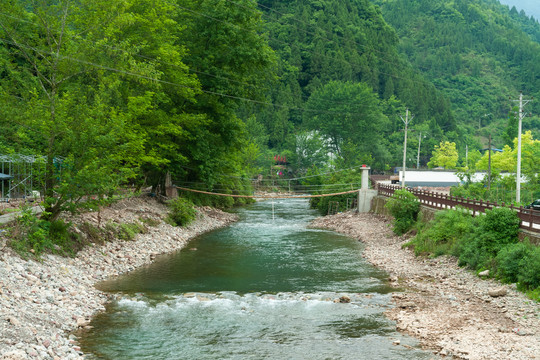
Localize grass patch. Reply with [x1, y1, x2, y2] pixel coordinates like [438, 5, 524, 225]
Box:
[8, 207, 82, 258]
[385, 189, 420, 235]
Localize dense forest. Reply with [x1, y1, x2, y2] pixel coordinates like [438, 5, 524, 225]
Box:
[0, 0, 538, 216]
[374, 0, 540, 147]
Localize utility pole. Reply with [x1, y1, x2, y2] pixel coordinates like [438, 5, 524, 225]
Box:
[400, 109, 414, 188]
[511, 92, 532, 203]
[488, 134, 492, 191]
[416, 132, 422, 169]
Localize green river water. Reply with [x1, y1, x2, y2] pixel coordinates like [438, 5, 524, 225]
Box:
[79, 199, 435, 359]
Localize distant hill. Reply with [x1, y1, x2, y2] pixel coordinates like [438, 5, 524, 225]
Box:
[373, 0, 540, 145]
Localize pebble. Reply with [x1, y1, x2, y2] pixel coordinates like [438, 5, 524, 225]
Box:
[312, 210, 540, 360]
[0, 198, 238, 359]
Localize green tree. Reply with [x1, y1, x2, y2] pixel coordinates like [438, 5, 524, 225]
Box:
[0, 0, 198, 218]
[476, 131, 540, 180]
[428, 141, 459, 169]
[304, 81, 388, 167]
[171, 0, 276, 192]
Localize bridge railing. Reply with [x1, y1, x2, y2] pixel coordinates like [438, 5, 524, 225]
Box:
[377, 184, 540, 233]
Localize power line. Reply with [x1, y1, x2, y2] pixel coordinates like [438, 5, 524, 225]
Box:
[0, 37, 371, 117]
[176, 186, 360, 199]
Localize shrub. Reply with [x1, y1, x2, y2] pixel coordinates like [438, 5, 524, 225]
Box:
[385, 189, 420, 235]
[481, 207, 520, 246]
[517, 245, 540, 290]
[167, 197, 197, 227]
[406, 207, 475, 257]
[9, 208, 79, 257]
[117, 222, 146, 241]
[459, 207, 520, 270]
[495, 242, 531, 283]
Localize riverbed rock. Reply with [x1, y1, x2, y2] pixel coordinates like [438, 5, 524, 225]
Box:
[488, 287, 507, 297]
[478, 270, 490, 277]
[0, 350, 27, 360]
[0, 197, 239, 359]
[310, 210, 540, 360]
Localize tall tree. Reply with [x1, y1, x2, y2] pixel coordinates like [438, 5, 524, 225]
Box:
[0, 0, 199, 218]
[304, 80, 389, 168]
[428, 141, 459, 169]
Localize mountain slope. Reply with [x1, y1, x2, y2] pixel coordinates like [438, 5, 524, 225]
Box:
[373, 0, 540, 143]
[247, 0, 457, 169]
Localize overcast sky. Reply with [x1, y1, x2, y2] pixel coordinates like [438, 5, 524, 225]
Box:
[498, 0, 540, 20]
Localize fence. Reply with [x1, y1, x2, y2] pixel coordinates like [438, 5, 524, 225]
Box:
[378, 184, 540, 233]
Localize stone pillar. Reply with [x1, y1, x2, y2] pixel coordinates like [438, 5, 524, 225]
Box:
[361, 165, 370, 190]
[358, 165, 377, 213]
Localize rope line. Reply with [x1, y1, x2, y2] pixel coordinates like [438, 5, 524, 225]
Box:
[176, 187, 359, 199]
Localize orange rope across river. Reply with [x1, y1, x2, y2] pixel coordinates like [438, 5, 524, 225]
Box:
[175, 187, 360, 199]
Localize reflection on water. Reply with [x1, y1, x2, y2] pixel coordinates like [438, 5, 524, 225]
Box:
[80, 199, 435, 359]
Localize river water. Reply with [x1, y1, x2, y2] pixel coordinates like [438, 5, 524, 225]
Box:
[79, 199, 434, 359]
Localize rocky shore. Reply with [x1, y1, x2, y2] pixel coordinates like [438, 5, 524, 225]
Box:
[0, 197, 238, 359]
[311, 211, 540, 360]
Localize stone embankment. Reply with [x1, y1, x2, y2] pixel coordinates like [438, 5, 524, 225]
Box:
[0, 197, 238, 359]
[312, 211, 540, 360]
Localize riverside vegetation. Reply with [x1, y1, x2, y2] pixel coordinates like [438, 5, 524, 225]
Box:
[1, 0, 539, 223]
[2, 194, 201, 259]
[386, 189, 540, 301]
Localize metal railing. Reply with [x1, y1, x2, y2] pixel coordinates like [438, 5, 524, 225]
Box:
[378, 184, 540, 233]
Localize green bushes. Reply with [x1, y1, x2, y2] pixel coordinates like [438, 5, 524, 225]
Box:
[166, 197, 197, 227]
[9, 206, 156, 257]
[9, 207, 80, 257]
[408, 205, 540, 301]
[458, 207, 520, 269]
[385, 189, 420, 235]
[406, 207, 475, 257]
[494, 242, 540, 300]
[495, 242, 531, 284]
[310, 193, 358, 215]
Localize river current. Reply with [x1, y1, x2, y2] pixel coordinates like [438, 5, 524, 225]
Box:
[79, 199, 435, 359]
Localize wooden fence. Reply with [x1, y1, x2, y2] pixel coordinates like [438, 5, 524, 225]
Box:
[377, 184, 540, 233]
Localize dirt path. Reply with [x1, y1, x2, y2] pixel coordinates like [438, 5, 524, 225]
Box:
[311, 211, 540, 360]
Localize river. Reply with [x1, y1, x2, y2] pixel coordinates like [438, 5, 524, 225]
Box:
[79, 198, 435, 359]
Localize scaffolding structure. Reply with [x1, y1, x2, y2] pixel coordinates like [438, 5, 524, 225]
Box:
[0, 154, 47, 201]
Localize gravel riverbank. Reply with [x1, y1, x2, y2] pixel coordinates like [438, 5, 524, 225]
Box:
[311, 211, 540, 360]
[0, 197, 238, 359]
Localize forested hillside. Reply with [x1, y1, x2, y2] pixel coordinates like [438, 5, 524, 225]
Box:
[373, 0, 540, 147]
[0, 0, 274, 216]
[243, 0, 457, 173]
[0, 0, 538, 216]
[499, 0, 540, 21]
